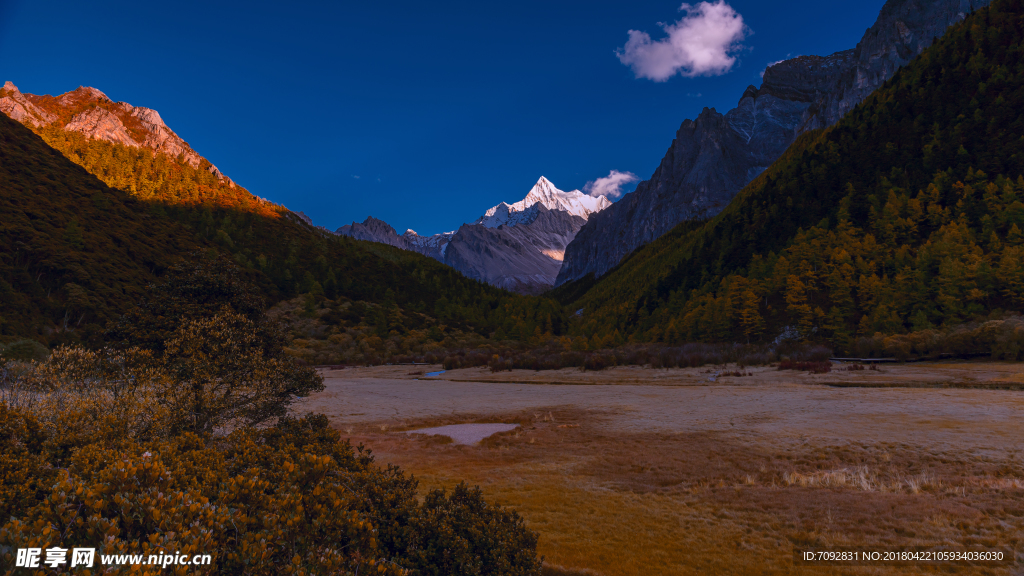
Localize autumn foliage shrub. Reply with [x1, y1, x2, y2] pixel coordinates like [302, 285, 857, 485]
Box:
[0, 257, 542, 575]
[403, 483, 540, 576]
[777, 360, 832, 374]
[778, 343, 832, 362]
[426, 341, 833, 372]
[0, 351, 542, 575]
[0, 403, 48, 521]
[0, 340, 50, 362]
[489, 354, 514, 373]
[850, 314, 1024, 361]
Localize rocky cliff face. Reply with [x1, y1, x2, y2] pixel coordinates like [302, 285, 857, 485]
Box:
[336, 217, 413, 250]
[445, 205, 586, 294]
[0, 82, 233, 185]
[336, 177, 606, 293]
[556, 0, 988, 287]
[403, 229, 456, 261]
[0, 81, 56, 126]
[803, 0, 988, 131]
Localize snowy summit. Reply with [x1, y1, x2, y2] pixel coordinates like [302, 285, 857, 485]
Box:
[476, 177, 611, 228]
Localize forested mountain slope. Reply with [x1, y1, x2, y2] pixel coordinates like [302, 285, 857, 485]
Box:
[562, 0, 1024, 352]
[0, 111, 565, 346]
[0, 112, 210, 342]
[558, 0, 991, 287]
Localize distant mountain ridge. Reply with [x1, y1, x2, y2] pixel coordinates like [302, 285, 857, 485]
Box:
[337, 177, 609, 294]
[0, 88, 563, 346]
[557, 0, 991, 286]
[0, 81, 234, 185]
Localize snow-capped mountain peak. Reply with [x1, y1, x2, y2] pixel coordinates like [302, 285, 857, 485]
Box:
[476, 177, 611, 228]
[337, 175, 613, 294]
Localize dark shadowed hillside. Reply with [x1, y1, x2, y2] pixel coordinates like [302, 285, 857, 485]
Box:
[0, 111, 566, 347]
[0, 111, 210, 342]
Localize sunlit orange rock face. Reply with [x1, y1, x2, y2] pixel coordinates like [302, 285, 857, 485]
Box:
[1, 81, 234, 186]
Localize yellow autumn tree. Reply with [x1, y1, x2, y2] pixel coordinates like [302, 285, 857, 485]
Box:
[738, 289, 764, 341]
[784, 275, 815, 335]
[161, 308, 322, 434]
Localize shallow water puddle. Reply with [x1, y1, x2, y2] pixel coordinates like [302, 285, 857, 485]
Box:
[403, 423, 518, 445]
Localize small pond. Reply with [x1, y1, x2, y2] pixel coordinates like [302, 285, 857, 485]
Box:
[403, 423, 519, 445]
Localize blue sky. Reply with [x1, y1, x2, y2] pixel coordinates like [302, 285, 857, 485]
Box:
[0, 0, 885, 235]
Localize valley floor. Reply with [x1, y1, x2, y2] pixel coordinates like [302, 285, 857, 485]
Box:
[296, 363, 1024, 575]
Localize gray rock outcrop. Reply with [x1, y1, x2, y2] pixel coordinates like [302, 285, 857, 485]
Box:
[337, 217, 413, 251]
[556, 0, 988, 286]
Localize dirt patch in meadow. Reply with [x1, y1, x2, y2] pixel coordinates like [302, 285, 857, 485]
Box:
[299, 364, 1024, 575]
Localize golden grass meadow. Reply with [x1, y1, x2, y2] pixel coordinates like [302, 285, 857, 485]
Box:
[299, 363, 1024, 575]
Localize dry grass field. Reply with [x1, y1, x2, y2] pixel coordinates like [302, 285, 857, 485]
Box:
[296, 363, 1024, 575]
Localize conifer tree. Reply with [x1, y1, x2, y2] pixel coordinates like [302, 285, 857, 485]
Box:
[738, 289, 764, 341]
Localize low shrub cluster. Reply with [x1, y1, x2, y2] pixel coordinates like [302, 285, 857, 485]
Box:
[777, 360, 833, 374]
[430, 341, 834, 372]
[268, 272, 1024, 372]
[851, 314, 1024, 361]
[0, 339, 50, 362]
[269, 295, 495, 367]
[0, 359, 540, 575]
[0, 255, 542, 575]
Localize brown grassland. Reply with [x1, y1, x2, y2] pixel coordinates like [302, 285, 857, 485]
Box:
[298, 363, 1024, 575]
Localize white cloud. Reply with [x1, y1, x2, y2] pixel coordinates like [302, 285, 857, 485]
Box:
[617, 1, 748, 82]
[585, 170, 640, 199]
